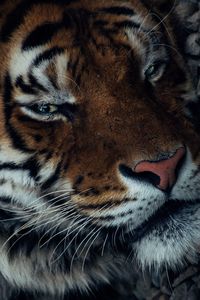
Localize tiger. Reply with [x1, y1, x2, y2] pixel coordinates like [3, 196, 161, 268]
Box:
[0, 0, 199, 299]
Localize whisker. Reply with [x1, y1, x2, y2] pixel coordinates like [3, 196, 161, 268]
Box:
[52, 60, 81, 92]
[49, 218, 91, 264]
[143, 0, 178, 40]
[101, 232, 109, 257]
[136, 10, 151, 35]
[81, 228, 102, 273]
[1, 200, 76, 253]
[69, 225, 98, 272]
[38, 210, 80, 248]
[49, 202, 111, 263]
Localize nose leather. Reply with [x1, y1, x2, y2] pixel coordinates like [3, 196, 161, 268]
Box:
[134, 147, 185, 191]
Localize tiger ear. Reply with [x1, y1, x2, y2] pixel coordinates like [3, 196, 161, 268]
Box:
[142, 0, 176, 14]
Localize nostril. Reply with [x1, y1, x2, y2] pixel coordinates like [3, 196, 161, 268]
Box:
[134, 147, 186, 191]
[138, 171, 160, 187]
[119, 164, 136, 179]
[119, 164, 161, 187]
[119, 147, 186, 192]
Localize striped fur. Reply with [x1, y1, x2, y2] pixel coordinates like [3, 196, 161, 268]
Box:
[0, 0, 199, 299]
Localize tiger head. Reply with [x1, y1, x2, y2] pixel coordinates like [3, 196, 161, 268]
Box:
[0, 0, 200, 289]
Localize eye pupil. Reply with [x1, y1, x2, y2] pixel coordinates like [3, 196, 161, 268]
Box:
[145, 64, 156, 78]
[29, 103, 53, 115]
[38, 104, 50, 113]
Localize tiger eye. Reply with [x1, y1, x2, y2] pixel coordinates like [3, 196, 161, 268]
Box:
[31, 103, 58, 115]
[145, 64, 158, 79]
[38, 104, 50, 114]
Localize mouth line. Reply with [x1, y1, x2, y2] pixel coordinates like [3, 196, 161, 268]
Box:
[128, 198, 200, 243]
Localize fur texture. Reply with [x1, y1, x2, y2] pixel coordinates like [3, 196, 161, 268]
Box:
[0, 0, 199, 299]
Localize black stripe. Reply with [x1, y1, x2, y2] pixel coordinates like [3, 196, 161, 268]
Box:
[0, 1, 31, 43]
[0, 157, 39, 179]
[58, 102, 78, 122]
[3, 74, 34, 153]
[17, 114, 36, 124]
[22, 22, 62, 50]
[113, 20, 140, 30]
[0, 162, 24, 171]
[93, 20, 109, 27]
[74, 175, 84, 186]
[63, 8, 89, 37]
[101, 6, 135, 16]
[79, 197, 134, 210]
[48, 76, 59, 90]
[0, 196, 14, 205]
[33, 46, 64, 67]
[28, 74, 48, 92]
[8, 227, 39, 258]
[16, 76, 37, 95]
[0, 207, 16, 221]
[0, 206, 20, 234]
[0, 0, 79, 43]
[32, 134, 43, 143]
[41, 160, 63, 190]
[22, 157, 40, 178]
[70, 56, 80, 78]
[186, 53, 200, 60]
[197, 66, 200, 79]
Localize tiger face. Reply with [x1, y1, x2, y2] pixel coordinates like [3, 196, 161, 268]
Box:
[0, 0, 200, 296]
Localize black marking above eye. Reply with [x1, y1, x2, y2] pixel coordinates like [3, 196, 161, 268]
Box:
[74, 175, 84, 186]
[22, 22, 62, 51]
[58, 102, 78, 121]
[4, 74, 34, 153]
[100, 6, 135, 16]
[113, 20, 140, 30]
[28, 74, 48, 92]
[33, 47, 64, 67]
[16, 76, 37, 95]
[32, 134, 43, 143]
[0, 0, 79, 43]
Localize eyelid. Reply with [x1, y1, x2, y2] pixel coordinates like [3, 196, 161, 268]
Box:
[145, 59, 169, 82]
[20, 105, 59, 122]
[20, 101, 77, 122]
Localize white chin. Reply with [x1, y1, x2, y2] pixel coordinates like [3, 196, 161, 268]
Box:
[133, 203, 200, 271]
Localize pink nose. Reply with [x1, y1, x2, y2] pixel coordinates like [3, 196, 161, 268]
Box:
[134, 147, 185, 191]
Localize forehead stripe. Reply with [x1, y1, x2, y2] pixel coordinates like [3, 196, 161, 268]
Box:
[41, 160, 63, 190]
[113, 20, 141, 30]
[28, 74, 48, 93]
[3, 74, 34, 153]
[22, 22, 62, 51]
[0, 0, 79, 43]
[16, 76, 37, 95]
[33, 47, 64, 67]
[100, 6, 135, 16]
[22, 9, 76, 52]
